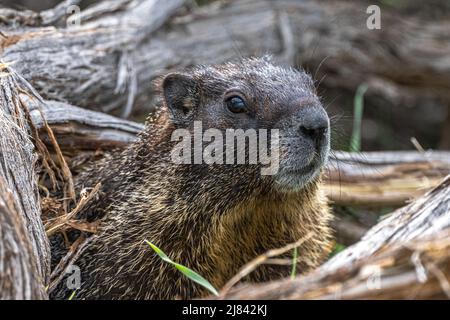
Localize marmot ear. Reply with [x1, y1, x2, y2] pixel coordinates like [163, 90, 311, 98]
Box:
[162, 73, 198, 122]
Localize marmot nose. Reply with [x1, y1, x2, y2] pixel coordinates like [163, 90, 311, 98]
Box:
[299, 123, 328, 142]
[297, 112, 329, 145]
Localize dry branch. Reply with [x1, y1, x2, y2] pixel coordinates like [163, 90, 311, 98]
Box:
[217, 175, 450, 299]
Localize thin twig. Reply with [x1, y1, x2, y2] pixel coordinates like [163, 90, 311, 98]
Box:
[45, 183, 101, 237]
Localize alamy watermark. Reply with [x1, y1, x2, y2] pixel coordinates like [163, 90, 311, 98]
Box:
[362, 264, 382, 290]
[366, 5, 381, 30]
[170, 121, 280, 175]
[66, 5, 81, 28]
[66, 264, 81, 290]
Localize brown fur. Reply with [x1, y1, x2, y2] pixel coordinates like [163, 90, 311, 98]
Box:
[51, 57, 332, 299]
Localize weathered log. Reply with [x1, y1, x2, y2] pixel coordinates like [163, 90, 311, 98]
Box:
[325, 151, 450, 206]
[217, 175, 450, 299]
[331, 215, 369, 246]
[29, 99, 143, 151]
[0, 65, 49, 299]
[0, 0, 187, 117]
[1, 0, 449, 118]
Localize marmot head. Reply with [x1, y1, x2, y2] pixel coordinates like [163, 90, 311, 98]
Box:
[159, 57, 330, 194]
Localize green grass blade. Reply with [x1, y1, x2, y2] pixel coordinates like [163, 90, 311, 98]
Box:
[173, 263, 219, 296]
[290, 247, 298, 279]
[349, 83, 368, 152]
[144, 240, 219, 296]
[145, 240, 173, 263]
[68, 290, 76, 300]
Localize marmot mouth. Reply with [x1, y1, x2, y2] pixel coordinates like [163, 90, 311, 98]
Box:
[273, 160, 322, 191]
[281, 160, 318, 176]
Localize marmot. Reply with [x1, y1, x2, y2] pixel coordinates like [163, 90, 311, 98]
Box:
[52, 57, 332, 299]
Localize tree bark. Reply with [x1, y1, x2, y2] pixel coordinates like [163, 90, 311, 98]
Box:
[0, 66, 49, 299]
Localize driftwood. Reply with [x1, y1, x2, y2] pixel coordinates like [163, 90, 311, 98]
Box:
[217, 175, 450, 299]
[325, 151, 450, 206]
[1, 0, 449, 118]
[0, 66, 49, 299]
[29, 100, 143, 152]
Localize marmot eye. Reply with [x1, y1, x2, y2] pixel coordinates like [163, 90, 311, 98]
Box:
[226, 96, 247, 113]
